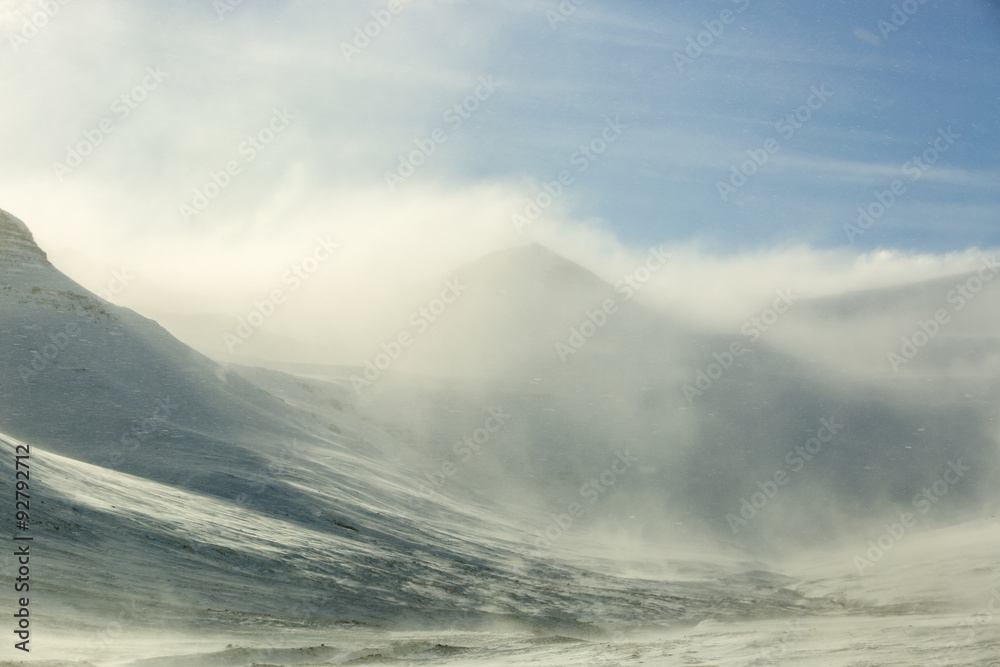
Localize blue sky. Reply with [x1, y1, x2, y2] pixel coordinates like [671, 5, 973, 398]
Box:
[1, 0, 998, 362]
[3, 0, 997, 253]
[418, 0, 1000, 252]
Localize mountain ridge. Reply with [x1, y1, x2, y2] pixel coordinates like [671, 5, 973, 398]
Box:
[1, 209, 837, 639]
[0, 208, 50, 268]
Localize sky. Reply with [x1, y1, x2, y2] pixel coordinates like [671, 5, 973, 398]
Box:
[0, 0, 998, 363]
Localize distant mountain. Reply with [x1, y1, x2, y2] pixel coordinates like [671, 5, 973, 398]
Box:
[382, 242, 697, 388]
[763, 263, 1000, 379]
[347, 241, 1000, 547]
[2, 207, 997, 656]
[1, 208, 834, 640]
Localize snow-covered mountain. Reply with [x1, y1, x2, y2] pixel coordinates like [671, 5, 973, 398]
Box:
[2, 208, 999, 665]
[309, 239, 1000, 548]
[0, 209, 844, 656]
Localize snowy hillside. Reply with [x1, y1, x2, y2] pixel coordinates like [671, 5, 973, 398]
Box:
[0, 210, 843, 657]
[255, 240, 1000, 550]
[1, 207, 999, 665]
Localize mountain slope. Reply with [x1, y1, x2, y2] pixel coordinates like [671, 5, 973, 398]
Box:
[0, 208, 848, 646]
[333, 242, 1000, 548]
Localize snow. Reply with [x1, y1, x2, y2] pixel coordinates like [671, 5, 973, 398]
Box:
[1, 209, 998, 665]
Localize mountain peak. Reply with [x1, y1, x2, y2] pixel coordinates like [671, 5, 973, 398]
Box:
[0, 208, 49, 268]
[460, 243, 608, 290]
[471, 242, 577, 266]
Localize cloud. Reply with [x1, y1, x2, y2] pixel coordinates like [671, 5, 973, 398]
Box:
[8, 168, 994, 370]
[1, 0, 998, 367]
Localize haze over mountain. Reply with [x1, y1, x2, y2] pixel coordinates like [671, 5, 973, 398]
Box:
[0, 209, 828, 654]
[2, 0, 998, 662]
[318, 236, 1000, 549]
[2, 207, 999, 665]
